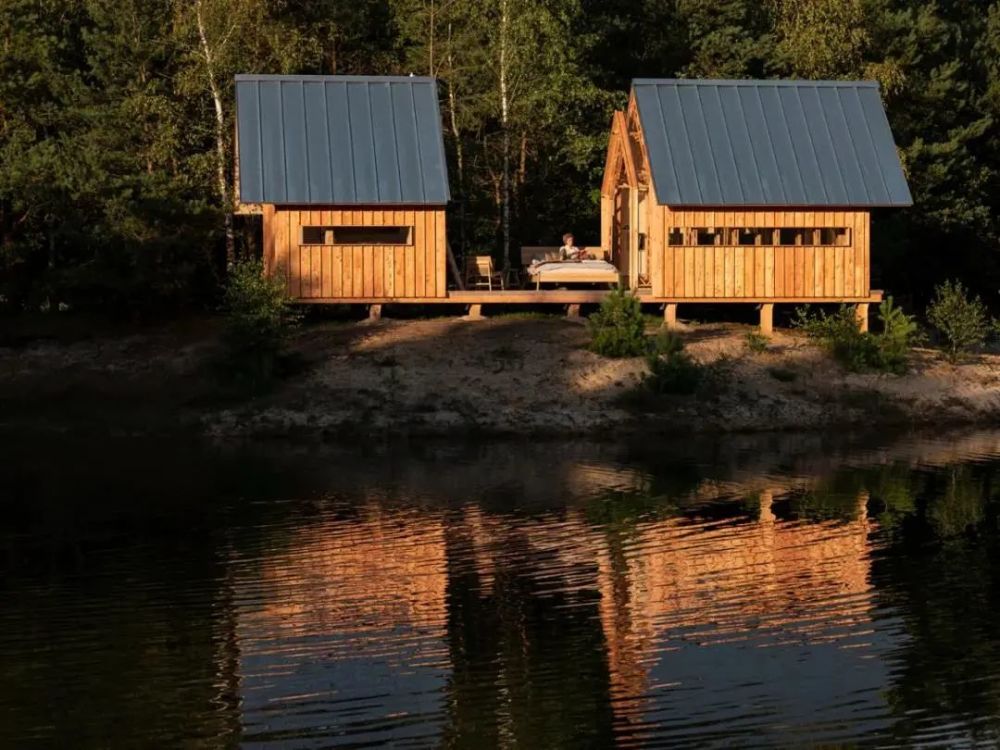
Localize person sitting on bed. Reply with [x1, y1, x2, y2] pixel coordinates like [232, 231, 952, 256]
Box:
[559, 233, 592, 260]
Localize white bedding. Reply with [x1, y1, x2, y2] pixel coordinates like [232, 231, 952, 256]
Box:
[527, 259, 618, 277]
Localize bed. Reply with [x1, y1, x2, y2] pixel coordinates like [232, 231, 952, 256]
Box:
[525, 259, 622, 289]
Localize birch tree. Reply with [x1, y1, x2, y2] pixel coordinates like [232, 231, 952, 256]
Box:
[392, 0, 485, 254]
[173, 0, 311, 269]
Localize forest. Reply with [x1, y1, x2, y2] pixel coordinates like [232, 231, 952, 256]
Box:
[1, 0, 998, 315]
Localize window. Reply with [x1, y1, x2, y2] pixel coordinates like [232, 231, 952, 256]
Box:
[819, 227, 851, 246]
[736, 228, 775, 245]
[778, 228, 807, 245]
[301, 226, 412, 246]
[663, 227, 851, 247]
[302, 226, 327, 245]
[695, 228, 724, 245]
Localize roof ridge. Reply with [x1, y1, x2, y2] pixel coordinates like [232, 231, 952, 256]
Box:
[632, 78, 880, 89]
[236, 74, 437, 83]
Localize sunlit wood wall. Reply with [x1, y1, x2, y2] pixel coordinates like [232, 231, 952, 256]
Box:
[263, 206, 447, 300]
[648, 208, 871, 300]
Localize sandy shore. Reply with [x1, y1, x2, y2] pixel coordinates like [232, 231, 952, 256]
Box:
[3, 315, 999, 436]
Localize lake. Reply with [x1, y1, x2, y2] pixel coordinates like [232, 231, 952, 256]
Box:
[2, 429, 1000, 748]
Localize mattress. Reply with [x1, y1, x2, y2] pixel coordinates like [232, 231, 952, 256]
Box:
[526, 260, 619, 278]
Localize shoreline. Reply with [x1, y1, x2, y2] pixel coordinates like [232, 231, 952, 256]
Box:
[3, 316, 999, 439]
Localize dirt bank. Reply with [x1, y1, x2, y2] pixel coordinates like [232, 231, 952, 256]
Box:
[3, 315, 999, 437]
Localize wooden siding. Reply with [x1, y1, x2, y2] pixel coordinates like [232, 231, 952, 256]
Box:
[266, 207, 447, 300]
[649, 208, 870, 300]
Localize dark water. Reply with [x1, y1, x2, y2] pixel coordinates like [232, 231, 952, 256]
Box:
[2, 430, 1000, 749]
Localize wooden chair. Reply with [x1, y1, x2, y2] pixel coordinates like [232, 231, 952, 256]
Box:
[464, 255, 504, 290]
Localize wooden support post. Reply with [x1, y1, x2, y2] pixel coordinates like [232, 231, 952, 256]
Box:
[759, 303, 774, 335]
[465, 303, 484, 320]
[566, 303, 581, 319]
[856, 303, 870, 333]
[663, 303, 678, 329]
[367, 304, 382, 322]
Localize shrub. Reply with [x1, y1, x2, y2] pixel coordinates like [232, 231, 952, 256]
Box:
[793, 297, 918, 374]
[220, 260, 300, 388]
[927, 279, 990, 361]
[745, 331, 769, 354]
[643, 331, 702, 394]
[876, 297, 921, 373]
[588, 287, 647, 357]
[793, 304, 880, 371]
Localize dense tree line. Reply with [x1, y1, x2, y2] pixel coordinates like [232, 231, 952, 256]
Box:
[1, 0, 998, 314]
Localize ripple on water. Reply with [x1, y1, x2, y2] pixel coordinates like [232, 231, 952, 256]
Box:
[2, 430, 1000, 748]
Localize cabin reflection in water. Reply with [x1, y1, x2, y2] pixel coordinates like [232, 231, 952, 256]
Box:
[233, 461, 877, 742]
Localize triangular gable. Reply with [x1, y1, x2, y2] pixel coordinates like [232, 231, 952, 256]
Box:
[601, 110, 639, 197]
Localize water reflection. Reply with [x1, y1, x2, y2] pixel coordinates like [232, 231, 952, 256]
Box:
[1, 429, 1000, 747]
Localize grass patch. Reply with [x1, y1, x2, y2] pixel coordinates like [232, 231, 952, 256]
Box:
[615, 333, 732, 412]
[745, 331, 769, 354]
[494, 310, 559, 321]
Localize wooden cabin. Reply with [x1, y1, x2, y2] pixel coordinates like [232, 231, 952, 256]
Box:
[234, 75, 450, 302]
[601, 79, 912, 330]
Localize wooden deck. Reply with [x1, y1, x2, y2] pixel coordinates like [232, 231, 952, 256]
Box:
[297, 289, 883, 305]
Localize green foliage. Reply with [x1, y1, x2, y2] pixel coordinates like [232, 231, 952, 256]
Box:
[220, 261, 299, 388]
[877, 297, 922, 374]
[793, 297, 919, 374]
[2, 0, 1000, 313]
[744, 331, 769, 354]
[642, 331, 702, 395]
[793, 304, 880, 371]
[927, 280, 991, 361]
[588, 288, 647, 357]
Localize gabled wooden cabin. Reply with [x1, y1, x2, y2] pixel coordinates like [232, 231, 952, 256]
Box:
[234, 75, 450, 301]
[601, 79, 912, 330]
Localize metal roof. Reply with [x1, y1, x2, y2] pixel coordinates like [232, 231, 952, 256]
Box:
[632, 79, 912, 207]
[235, 75, 450, 205]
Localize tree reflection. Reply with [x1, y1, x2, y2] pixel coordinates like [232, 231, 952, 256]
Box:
[440, 511, 615, 749]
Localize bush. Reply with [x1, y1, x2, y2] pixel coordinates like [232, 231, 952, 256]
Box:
[588, 287, 647, 357]
[793, 304, 880, 371]
[877, 297, 921, 373]
[220, 260, 299, 388]
[643, 331, 702, 394]
[745, 331, 769, 353]
[927, 279, 990, 361]
[793, 297, 919, 374]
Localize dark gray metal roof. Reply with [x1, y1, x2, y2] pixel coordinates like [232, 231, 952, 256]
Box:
[632, 79, 912, 207]
[235, 75, 450, 205]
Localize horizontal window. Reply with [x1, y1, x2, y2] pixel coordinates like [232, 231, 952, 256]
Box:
[667, 227, 851, 247]
[301, 226, 413, 246]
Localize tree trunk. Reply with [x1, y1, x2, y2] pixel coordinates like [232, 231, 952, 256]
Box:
[499, 0, 511, 272]
[445, 72, 467, 255]
[195, 0, 235, 270]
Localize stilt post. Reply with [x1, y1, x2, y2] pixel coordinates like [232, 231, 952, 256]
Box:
[759, 303, 774, 335]
[856, 303, 870, 333]
[663, 303, 678, 329]
[367, 304, 382, 322]
[465, 303, 484, 320]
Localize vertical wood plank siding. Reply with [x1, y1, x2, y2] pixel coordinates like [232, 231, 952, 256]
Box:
[265, 207, 447, 299]
[649, 207, 872, 300]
